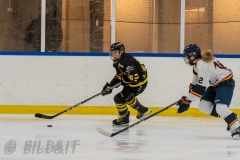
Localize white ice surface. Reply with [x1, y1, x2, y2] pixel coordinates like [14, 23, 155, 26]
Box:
[0, 114, 239, 160]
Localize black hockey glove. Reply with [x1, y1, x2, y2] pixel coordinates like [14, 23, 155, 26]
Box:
[102, 82, 113, 96]
[176, 96, 191, 113]
[189, 83, 196, 93]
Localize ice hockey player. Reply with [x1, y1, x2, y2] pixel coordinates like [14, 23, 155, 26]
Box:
[176, 43, 240, 139]
[102, 42, 151, 125]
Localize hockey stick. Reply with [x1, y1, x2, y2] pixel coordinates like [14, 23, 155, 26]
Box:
[96, 101, 178, 137]
[35, 82, 121, 119]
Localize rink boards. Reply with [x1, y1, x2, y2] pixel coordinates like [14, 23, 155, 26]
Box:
[0, 52, 239, 117]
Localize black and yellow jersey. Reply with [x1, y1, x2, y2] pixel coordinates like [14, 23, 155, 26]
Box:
[110, 53, 148, 87]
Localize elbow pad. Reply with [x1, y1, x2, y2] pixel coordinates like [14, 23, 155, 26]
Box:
[190, 84, 206, 98]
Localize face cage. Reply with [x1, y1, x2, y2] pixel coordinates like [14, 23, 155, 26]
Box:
[183, 54, 195, 66]
[109, 51, 121, 63]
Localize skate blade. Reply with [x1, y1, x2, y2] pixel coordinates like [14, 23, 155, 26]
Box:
[112, 123, 129, 127]
[139, 110, 152, 120]
[232, 134, 240, 140]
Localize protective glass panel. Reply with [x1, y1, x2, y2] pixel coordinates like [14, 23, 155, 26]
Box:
[115, 0, 181, 53]
[0, 0, 112, 52]
[185, 0, 240, 54]
[59, 0, 111, 52]
[0, 0, 41, 51]
[2, 0, 239, 54]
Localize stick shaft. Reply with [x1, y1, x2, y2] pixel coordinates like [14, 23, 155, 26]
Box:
[35, 92, 102, 119]
[35, 82, 121, 119]
[111, 101, 178, 137]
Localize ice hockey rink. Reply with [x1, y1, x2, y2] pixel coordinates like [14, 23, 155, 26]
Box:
[0, 114, 240, 160]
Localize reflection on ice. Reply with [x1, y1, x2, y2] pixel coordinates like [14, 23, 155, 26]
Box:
[0, 114, 239, 159]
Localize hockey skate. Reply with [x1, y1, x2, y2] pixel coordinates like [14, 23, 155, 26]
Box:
[227, 117, 240, 140]
[112, 111, 130, 126]
[136, 105, 152, 120]
[231, 127, 240, 140]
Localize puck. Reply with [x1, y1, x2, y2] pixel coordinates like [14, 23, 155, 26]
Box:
[47, 125, 52, 127]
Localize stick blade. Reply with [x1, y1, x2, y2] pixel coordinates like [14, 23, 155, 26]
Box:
[35, 113, 53, 119]
[96, 127, 112, 137]
[35, 113, 43, 118]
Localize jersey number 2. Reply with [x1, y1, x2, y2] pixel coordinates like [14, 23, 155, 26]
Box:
[198, 77, 203, 84]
